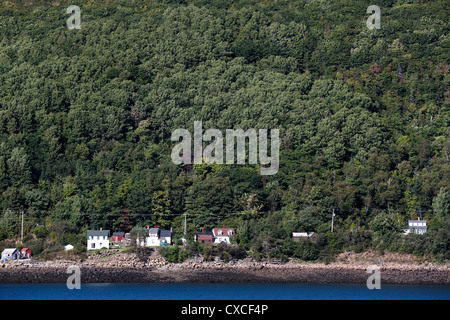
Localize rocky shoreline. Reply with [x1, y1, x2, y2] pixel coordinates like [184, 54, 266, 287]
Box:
[1, 250, 449, 285]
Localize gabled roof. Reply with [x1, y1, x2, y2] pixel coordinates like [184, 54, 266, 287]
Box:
[2, 248, 18, 254]
[160, 230, 172, 237]
[196, 231, 213, 236]
[212, 228, 235, 237]
[112, 232, 125, 236]
[197, 234, 213, 240]
[148, 228, 159, 235]
[87, 230, 110, 237]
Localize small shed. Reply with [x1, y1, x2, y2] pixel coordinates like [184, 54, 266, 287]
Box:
[112, 232, 125, 242]
[21, 248, 32, 259]
[2, 248, 20, 261]
[123, 233, 131, 246]
[308, 232, 319, 242]
[65, 244, 74, 251]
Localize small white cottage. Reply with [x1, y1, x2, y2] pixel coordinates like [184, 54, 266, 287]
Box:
[1, 248, 20, 261]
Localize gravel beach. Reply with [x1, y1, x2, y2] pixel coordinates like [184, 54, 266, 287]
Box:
[1, 250, 448, 285]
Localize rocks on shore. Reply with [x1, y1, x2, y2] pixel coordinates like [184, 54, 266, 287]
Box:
[0, 249, 448, 285]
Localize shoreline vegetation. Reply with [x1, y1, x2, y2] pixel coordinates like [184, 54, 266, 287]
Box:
[1, 249, 448, 285]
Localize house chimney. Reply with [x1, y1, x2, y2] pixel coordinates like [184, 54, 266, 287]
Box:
[100, 227, 102, 231]
[170, 227, 172, 233]
[202, 227, 204, 233]
[146, 225, 149, 229]
[223, 225, 225, 229]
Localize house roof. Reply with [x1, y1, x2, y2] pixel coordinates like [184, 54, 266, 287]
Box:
[2, 248, 18, 254]
[160, 230, 172, 237]
[148, 228, 159, 235]
[196, 231, 213, 236]
[112, 232, 125, 236]
[21, 248, 30, 251]
[212, 228, 235, 237]
[87, 230, 110, 237]
[293, 232, 308, 237]
[408, 220, 427, 224]
[197, 234, 213, 241]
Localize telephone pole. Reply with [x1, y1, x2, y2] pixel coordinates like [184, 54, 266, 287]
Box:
[21, 210, 24, 242]
[331, 208, 335, 233]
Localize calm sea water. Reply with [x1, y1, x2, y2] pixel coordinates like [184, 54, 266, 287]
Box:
[0, 283, 449, 300]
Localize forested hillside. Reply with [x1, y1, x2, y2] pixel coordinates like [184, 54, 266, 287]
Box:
[0, 0, 449, 261]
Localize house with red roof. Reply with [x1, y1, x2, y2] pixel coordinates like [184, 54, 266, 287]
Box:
[212, 227, 235, 244]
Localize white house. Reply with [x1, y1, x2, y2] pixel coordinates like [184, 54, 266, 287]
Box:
[87, 229, 110, 250]
[145, 228, 160, 246]
[142, 227, 173, 246]
[159, 229, 172, 245]
[212, 227, 235, 244]
[1, 248, 20, 261]
[403, 219, 427, 235]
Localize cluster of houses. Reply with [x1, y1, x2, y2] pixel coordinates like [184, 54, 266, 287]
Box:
[87, 226, 175, 251]
[1, 219, 428, 260]
[1, 247, 31, 261]
[86, 226, 238, 250]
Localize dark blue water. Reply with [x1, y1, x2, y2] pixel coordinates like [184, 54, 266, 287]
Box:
[0, 283, 449, 300]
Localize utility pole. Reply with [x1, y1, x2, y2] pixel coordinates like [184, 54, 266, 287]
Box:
[21, 210, 24, 243]
[331, 208, 335, 233]
[184, 213, 187, 236]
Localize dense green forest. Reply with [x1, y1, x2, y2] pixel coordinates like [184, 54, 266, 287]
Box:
[0, 0, 449, 261]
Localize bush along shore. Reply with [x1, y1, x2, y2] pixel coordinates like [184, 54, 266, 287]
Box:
[0, 249, 448, 285]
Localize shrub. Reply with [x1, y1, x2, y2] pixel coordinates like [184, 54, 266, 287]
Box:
[159, 246, 190, 263]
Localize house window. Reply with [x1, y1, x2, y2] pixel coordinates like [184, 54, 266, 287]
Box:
[91, 243, 95, 248]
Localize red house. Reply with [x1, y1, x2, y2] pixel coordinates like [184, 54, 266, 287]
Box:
[112, 232, 125, 243]
[195, 228, 213, 245]
[21, 248, 31, 259]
